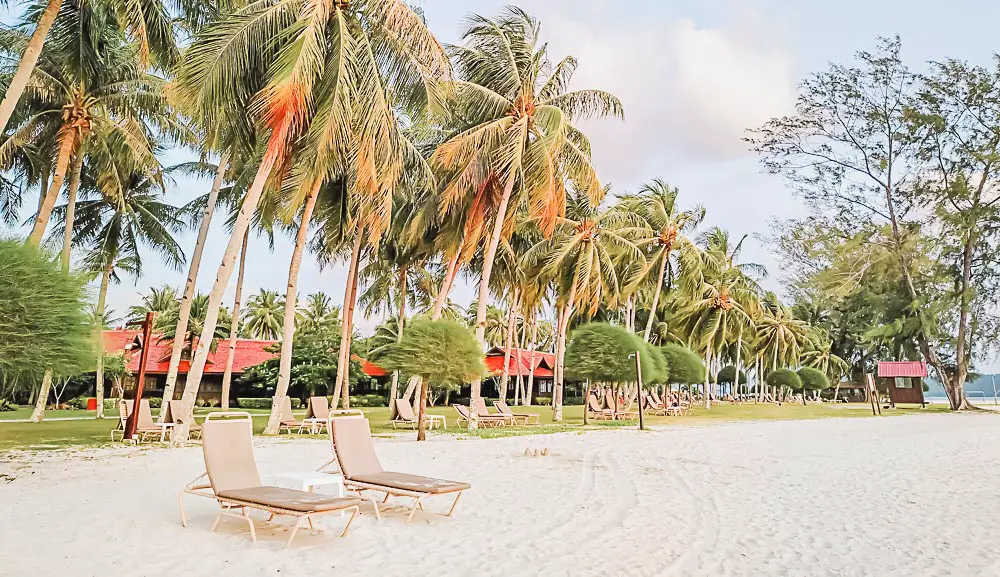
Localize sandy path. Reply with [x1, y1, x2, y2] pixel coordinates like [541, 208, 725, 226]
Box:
[2, 413, 999, 576]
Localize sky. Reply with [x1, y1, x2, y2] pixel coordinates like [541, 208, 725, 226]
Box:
[5, 0, 1000, 348]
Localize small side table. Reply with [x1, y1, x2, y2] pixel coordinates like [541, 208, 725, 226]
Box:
[426, 415, 446, 430]
[272, 472, 380, 521]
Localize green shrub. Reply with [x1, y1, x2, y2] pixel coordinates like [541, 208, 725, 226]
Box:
[0, 240, 94, 381]
[565, 322, 644, 382]
[349, 394, 388, 407]
[715, 365, 747, 385]
[766, 369, 802, 390]
[67, 397, 89, 410]
[536, 397, 552, 406]
[660, 344, 705, 384]
[640, 341, 668, 384]
[0, 399, 15, 412]
[379, 320, 486, 388]
[237, 397, 302, 410]
[797, 367, 830, 391]
[563, 396, 584, 406]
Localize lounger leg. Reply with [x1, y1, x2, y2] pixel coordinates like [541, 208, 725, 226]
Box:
[369, 497, 382, 521]
[178, 492, 188, 527]
[446, 491, 463, 517]
[406, 497, 425, 525]
[244, 509, 257, 543]
[286, 517, 303, 548]
[210, 507, 226, 533]
[340, 506, 359, 537]
[307, 517, 315, 532]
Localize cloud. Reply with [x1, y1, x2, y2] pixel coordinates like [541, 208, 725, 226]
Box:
[528, 6, 796, 184]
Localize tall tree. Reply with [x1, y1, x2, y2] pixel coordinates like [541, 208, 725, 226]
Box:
[174, 0, 448, 418]
[433, 7, 622, 423]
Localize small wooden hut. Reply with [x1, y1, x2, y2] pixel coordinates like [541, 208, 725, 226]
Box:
[877, 361, 927, 407]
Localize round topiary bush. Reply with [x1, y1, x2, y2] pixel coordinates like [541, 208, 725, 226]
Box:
[766, 368, 802, 390]
[797, 367, 831, 391]
[564, 322, 644, 383]
[640, 341, 668, 384]
[659, 343, 705, 384]
[716, 365, 747, 385]
[0, 240, 93, 382]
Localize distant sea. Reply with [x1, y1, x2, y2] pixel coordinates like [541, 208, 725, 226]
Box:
[925, 374, 1000, 404]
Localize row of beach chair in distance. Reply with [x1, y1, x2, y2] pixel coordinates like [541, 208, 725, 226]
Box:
[179, 412, 471, 547]
[111, 399, 201, 443]
[587, 389, 691, 420]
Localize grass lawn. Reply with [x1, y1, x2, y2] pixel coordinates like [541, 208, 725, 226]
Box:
[0, 401, 955, 453]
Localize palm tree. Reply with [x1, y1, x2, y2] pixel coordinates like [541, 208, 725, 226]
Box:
[432, 7, 623, 418]
[0, 0, 177, 136]
[159, 293, 232, 359]
[617, 179, 704, 341]
[522, 192, 643, 419]
[300, 292, 339, 330]
[676, 228, 764, 408]
[173, 0, 449, 419]
[127, 285, 180, 324]
[46, 167, 185, 420]
[242, 290, 283, 340]
[1, 1, 179, 249]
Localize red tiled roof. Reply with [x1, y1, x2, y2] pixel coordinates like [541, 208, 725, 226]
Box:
[485, 347, 554, 378]
[877, 361, 928, 378]
[103, 329, 277, 375]
[352, 354, 389, 378]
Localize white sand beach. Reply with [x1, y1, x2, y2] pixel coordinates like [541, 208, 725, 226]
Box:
[2, 414, 1000, 577]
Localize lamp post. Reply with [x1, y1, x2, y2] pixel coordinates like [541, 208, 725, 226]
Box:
[631, 351, 645, 431]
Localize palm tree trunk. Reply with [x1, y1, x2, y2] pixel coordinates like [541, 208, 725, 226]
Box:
[387, 266, 408, 420]
[28, 129, 76, 247]
[0, 0, 62, 135]
[219, 230, 249, 410]
[332, 232, 363, 407]
[514, 319, 527, 404]
[60, 152, 83, 270]
[643, 254, 669, 341]
[161, 154, 229, 412]
[525, 314, 538, 406]
[553, 283, 577, 422]
[704, 349, 713, 409]
[94, 265, 112, 419]
[416, 373, 431, 442]
[431, 249, 460, 320]
[29, 370, 53, 422]
[179, 154, 278, 417]
[499, 289, 520, 404]
[264, 182, 319, 434]
[734, 332, 742, 401]
[469, 176, 516, 428]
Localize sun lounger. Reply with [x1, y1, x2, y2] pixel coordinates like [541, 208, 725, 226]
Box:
[587, 394, 615, 420]
[605, 390, 637, 421]
[276, 396, 305, 434]
[163, 400, 202, 440]
[178, 412, 362, 547]
[493, 400, 539, 425]
[303, 396, 331, 434]
[472, 397, 516, 425]
[114, 399, 170, 442]
[321, 417, 469, 524]
[453, 403, 507, 428]
[642, 393, 669, 416]
[391, 398, 446, 430]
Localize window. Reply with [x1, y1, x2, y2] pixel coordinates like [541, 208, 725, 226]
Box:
[894, 377, 912, 389]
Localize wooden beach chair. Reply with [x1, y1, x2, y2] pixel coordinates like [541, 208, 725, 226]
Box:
[322, 417, 470, 524]
[472, 397, 516, 425]
[116, 399, 169, 442]
[163, 400, 202, 440]
[453, 403, 507, 428]
[304, 396, 331, 434]
[391, 398, 445, 430]
[178, 412, 362, 547]
[586, 394, 615, 420]
[493, 400, 539, 425]
[605, 390, 637, 421]
[642, 393, 668, 416]
[276, 396, 305, 434]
